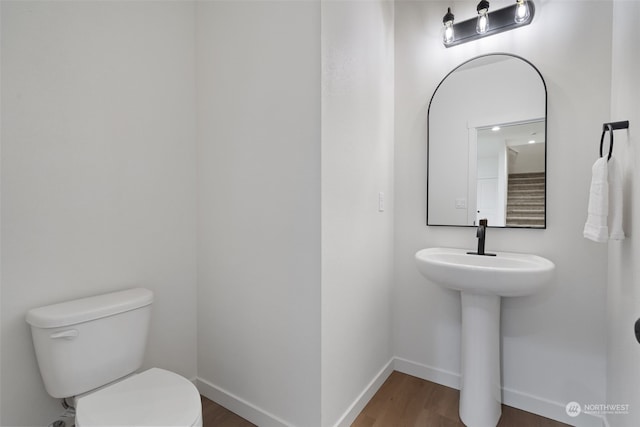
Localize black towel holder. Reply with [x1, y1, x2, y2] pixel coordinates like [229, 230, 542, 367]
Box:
[600, 120, 630, 161]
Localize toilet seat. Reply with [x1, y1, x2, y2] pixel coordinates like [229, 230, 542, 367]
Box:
[75, 368, 202, 427]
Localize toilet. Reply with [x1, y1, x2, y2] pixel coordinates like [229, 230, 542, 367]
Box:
[26, 288, 202, 427]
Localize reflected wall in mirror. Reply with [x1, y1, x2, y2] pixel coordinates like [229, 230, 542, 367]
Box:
[427, 54, 547, 228]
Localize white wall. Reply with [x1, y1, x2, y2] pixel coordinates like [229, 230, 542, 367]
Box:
[320, 1, 394, 425]
[510, 143, 545, 174]
[607, 1, 640, 426]
[196, 2, 395, 425]
[0, 2, 198, 425]
[394, 1, 611, 425]
[195, 2, 322, 426]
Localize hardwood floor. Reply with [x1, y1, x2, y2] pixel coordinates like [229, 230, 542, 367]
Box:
[202, 371, 569, 427]
[352, 371, 570, 427]
[202, 396, 255, 427]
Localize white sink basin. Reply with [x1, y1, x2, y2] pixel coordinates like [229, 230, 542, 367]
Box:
[415, 247, 555, 297]
[414, 247, 555, 427]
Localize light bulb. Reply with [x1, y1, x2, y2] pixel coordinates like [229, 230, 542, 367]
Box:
[476, 12, 489, 34]
[515, 0, 530, 23]
[443, 22, 454, 44]
[476, 1, 490, 35]
[442, 8, 455, 45]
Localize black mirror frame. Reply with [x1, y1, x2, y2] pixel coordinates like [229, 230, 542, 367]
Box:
[426, 53, 548, 229]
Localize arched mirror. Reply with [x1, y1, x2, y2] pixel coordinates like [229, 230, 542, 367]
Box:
[427, 54, 547, 228]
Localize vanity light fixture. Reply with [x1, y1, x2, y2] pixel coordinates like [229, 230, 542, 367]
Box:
[491, 126, 501, 131]
[476, 0, 490, 35]
[441, 0, 535, 47]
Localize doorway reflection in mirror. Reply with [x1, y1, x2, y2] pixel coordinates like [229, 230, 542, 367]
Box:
[472, 120, 545, 228]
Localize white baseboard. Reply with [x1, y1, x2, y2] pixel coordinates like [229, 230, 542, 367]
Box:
[503, 386, 605, 427]
[393, 356, 460, 390]
[196, 377, 293, 427]
[197, 360, 394, 427]
[394, 357, 605, 427]
[332, 358, 395, 427]
[196, 357, 605, 427]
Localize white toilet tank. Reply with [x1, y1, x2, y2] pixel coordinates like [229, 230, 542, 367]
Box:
[26, 288, 154, 398]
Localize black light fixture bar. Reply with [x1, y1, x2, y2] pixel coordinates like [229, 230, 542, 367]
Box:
[444, 2, 535, 48]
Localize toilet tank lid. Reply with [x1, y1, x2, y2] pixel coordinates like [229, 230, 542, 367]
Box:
[26, 288, 154, 329]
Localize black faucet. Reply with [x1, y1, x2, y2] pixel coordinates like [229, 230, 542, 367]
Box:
[467, 218, 496, 256]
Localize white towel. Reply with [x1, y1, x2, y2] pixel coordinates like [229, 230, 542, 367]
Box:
[584, 158, 609, 242]
[608, 158, 625, 240]
[583, 157, 625, 242]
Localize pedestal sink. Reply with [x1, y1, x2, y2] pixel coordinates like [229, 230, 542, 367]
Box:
[414, 247, 555, 427]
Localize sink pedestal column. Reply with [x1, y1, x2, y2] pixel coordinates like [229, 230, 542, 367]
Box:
[459, 292, 502, 427]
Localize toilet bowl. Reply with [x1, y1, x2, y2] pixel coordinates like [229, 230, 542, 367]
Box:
[75, 368, 202, 427]
[26, 288, 202, 427]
